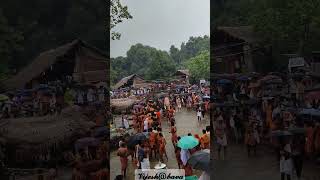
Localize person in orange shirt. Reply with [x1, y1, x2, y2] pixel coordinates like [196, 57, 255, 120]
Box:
[156, 110, 161, 127]
[117, 143, 129, 177]
[158, 133, 168, 162]
[150, 128, 159, 159]
[147, 115, 153, 130]
[144, 140, 151, 159]
[170, 122, 178, 148]
[305, 124, 315, 157]
[168, 107, 175, 124]
[184, 163, 193, 176]
[314, 123, 320, 155]
[200, 130, 210, 149]
[266, 102, 273, 129]
[194, 134, 201, 151]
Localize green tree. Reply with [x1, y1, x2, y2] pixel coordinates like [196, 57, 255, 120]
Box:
[169, 45, 181, 65]
[126, 44, 159, 76]
[0, 9, 24, 74]
[185, 51, 209, 83]
[250, 0, 320, 55]
[179, 36, 210, 64]
[110, 0, 132, 40]
[147, 51, 176, 80]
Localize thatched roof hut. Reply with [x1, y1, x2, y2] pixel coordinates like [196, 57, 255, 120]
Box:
[2, 39, 108, 91]
[113, 74, 145, 89]
[213, 26, 266, 73]
[175, 70, 190, 76]
[216, 26, 261, 44]
[174, 70, 190, 84]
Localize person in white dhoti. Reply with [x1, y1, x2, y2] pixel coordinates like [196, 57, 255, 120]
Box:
[87, 88, 94, 103]
[98, 87, 105, 102]
[180, 149, 190, 166]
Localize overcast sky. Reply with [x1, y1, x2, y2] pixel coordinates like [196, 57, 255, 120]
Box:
[110, 0, 210, 57]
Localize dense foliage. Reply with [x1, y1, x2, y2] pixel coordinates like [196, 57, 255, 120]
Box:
[0, 0, 132, 79]
[111, 36, 210, 84]
[212, 0, 320, 71]
[185, 51, 210, 83]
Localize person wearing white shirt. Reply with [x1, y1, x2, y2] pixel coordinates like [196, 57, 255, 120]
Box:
[197, 109, 202, 122]
[122, 116, 130, 129]
[229, 115, 237, 142]
[143, 118, 148, 131]
[87, 88, 94, 103]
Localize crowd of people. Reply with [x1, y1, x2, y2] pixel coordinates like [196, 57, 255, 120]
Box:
[0, 77, 110, 180]
[211, 73, 320, 180]
[0, 80, 107, 119]
[114, 82, 210, 179]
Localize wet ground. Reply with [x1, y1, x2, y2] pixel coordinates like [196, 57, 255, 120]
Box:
[110, 108, 210, 180]
[213, 143, 320, 180]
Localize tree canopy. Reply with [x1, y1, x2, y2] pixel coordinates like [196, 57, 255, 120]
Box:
[213, 0, 320, 70]
[111, 35, 210, 84]
[185, 50, 210, 84]
[0, 0, 131, 79]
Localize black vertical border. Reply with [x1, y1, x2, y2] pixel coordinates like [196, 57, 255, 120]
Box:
[210, 1, 214, 179]
[106, 0, 111, 175]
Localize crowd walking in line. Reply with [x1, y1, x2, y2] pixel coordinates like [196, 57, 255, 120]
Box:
[113, 81, 210, 180]
[211, 72, 320, 180]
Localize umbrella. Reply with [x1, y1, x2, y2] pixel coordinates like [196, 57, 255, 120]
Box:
[288, 127, 306, 134]
[0, 94, 9, 102]
[237, 76, 250, 81]
[248, 83, 260, 89]
[263, 79, 283, 85]
[202, 96, 210, 99]
[282, 107, 297, 113]
[249, 72, 260, 78]
[177, 136, 199, 149]
[185, 176, 198, 180]
[261, 75, 281, 82]
[133, 104, 144, 109]
[16, 89, 34, 96]
[187, 149, 210, 171]
[298, 108, 320, 117]
[217, 79, 232, 85]
[243, 98, 258, 105]
[271, 130, 293, 137]
[215, 102, 239, 107]
[93, 127, 109, 138]
[237, 94, 250, 100]
[127, 133, 147, 147]
[75, 137, 100, 151]
[305, 91, 320, 100]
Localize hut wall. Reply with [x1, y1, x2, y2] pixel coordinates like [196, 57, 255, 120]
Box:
[73, 47, 108, 83]
[133, 77, 145, 85]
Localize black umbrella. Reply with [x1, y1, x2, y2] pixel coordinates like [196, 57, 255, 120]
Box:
[93, 127, 109, 138]
[237, 94, 250, 101]
[127, 133, 147, 147]
[288, 127, 306, 134]
[271, 130, 293, 137]
[187, 149, 210, 172]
